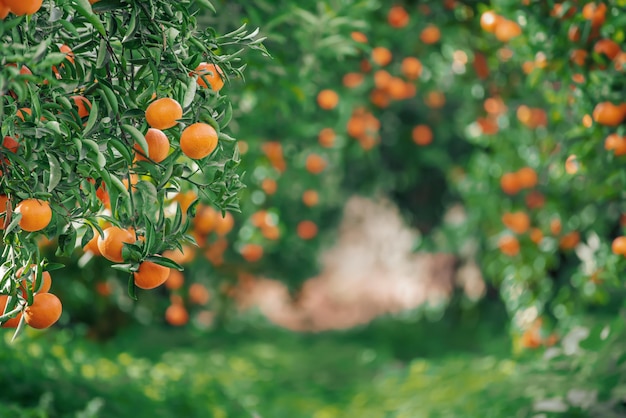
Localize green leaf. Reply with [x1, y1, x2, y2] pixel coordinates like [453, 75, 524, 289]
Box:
[122, 124, 148, 155]
[74, 0, 107, 36]
[182, 75, 197, 109]
[146, 255, 183, 271]
[46, 153, 62, 193]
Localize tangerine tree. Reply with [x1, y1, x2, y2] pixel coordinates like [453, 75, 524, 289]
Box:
[0, 0, 266, 336]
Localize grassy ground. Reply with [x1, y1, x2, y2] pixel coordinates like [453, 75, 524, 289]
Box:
[0, 304, 608, 417]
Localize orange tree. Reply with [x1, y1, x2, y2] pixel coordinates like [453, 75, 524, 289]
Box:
[0, 0, 265, 337]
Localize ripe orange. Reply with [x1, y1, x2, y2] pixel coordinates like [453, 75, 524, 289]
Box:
[261, 178, 277, 195]
[193, 204, 217, 235]
[388, 5, 409, 28]
[401, 57, 422, 80]
[0, 1, 9, 19]
[612, 236, 626, 255]
[302, 190, 319, 207]
[165, 303, 188, 326]
[0, 295, 22, 328]
[193, 62, 224, 91]
[16, 107, 32, 121]
[145, 98, 183, 130]
[502, 212, 530, 234]
[17, 266, 52, 295]
[180, 122, 218, 159]
[305, 154, 327, 174]
[133, 261, 170, 290]
[498, 235, 520, 256]
[351, 32, 368, 43]
[494, 19, 522, 42]
[162, 245, 195, 264]
[565, 155, 580, 174]
[517, 167, 538, 189]
[550, 218, 562, 236]
[297, 220, 318, 240]
[582, 2, 607, 28]
[71, 96, 91, 118]
[165, 269, 184, 290]
[412, 125, 433, 146]
[189, 283, 210, 305]
[240, 243, 263, 262]
[371, 47, 392, 66]
[16, 199, 52, 232]
[529, 228, 543, 244]
[2, 136, 18, 153]
[97, 226, 136, 263]
[134, 128, 170, 163]
[559, 231, 580, 250]
[342, 72, 364, 88]
[420, 25, 441, 44]
[594, 39, 621, 60]
[605, 133, 626, 156]
[4, 0, 43, 15]
[317, 89, 339, 110]
[480, 11, 500, 33]
[318, 128, 336, 148]
[214, 212, 234, 236]
[24, 293, 62, 329]
[261, 224, 280, 240]
[593, 102, 625, 126]
[500, 172, 521, 195]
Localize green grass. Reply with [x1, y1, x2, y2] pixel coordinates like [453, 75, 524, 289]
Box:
[1, 307, 619, 418]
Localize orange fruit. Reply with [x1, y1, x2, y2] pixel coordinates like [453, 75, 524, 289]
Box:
[473, 52, 490, 79]
[594, 39, 621, 60]
[498, 235, 520, 256]
[0, 1, 10, 19]
[16, 107, 32, 121]
[570, 49, 587, 66]
[261, 224, 280, 240]
[4, 0, 43, 15]
[71, 96, 91, 118]
[133, 261, 170, 290]
[165, 269, 184, 290]
[193, 204, 217, 235]
[261, 178, 277, 195]
[612, 236, 626, 255]
[189, 283, 210, 305]
[134, 128, 170, 163]
[530, 228, 543, 244]
[145, 98, 183, 130]
[24, 293, 62, 329]
[305, 154, 327, 174]
[582, 2, 607, 28]
[388, 5, 409, 28]
[302, 190, 319, 207]
[494, 19, 521, 42]
[180, 123, 218, 159]
[17, 265, 52, 295]
[559, 231, 580, 250]
[420, 25, 441, 44]
[351, 32, 368, 43]
[593, 102, 625, 126]
[318, 128, 336, 148]
[214, 211, 234, 236]
[297, 220, 318, 240]
[500, 172, 521, 195]
[401, 57, 422, 80]
[424, 91, 446, 108]
[83, 229, 101, 255]
[565, 155, 580, 174]
[317, 89, 339, 110]
[0, 295, 22, 328]
[502, 212, 530, 234]
[240, 244, 263, 262]
[59, 44, 75, 64]
[517, 167, 538, 189]
[550, 219, 562, 236]
[480, 11, 500, 33]
[371, 47, 392, 66]
[165, 303, 188, 326]
[97, 226, 136, 263]
[412, 125, 433, 146]
[605, 133, 626, 156]
[193, 62, 224, 91]
[342, 72, 364, 88]
[374, 70, 392, 89]
[16, 199, 52, 232]
[162, 245, 195, 264]
[2, 136, 19, 153]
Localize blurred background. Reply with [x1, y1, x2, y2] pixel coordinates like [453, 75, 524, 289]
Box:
[4, 0, 626, 417]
